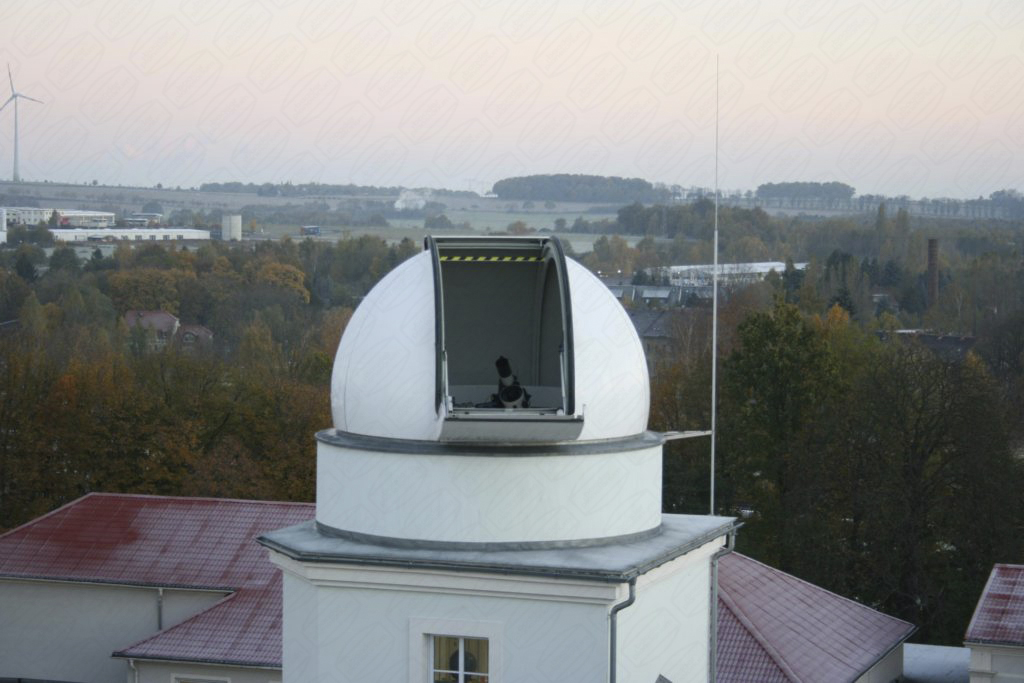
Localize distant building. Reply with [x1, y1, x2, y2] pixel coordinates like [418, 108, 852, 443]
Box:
[877, 329, 976, 362]
[662, 261, 807, 299]
[629, 309, 687, 365]
[221, 214, 242, 241]
[965, 564, 1024, 682]
[394, 189, 429, 210]
[124, 311, 212, 351]
[51, 228, 210, 242]
[125, 212, 164, 227]
[124, 310, 179, 350]
[2, 207, 116, 228]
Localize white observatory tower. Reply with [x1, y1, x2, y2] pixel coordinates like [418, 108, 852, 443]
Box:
[261, 236, 736, 683]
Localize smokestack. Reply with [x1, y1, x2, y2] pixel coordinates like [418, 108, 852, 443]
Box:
[927, 238, 939, 307]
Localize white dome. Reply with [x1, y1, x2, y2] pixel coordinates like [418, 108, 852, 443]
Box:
[330, 248, 650, 442]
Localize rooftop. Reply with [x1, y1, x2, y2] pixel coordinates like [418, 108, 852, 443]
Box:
[965, 563, 1024, 647]
[0, 493, 313, 667]
[717, 552, 915, 683]
[1, 494, 917, 676]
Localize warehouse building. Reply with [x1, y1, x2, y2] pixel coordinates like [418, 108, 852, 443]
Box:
[2, 207, 116, 228]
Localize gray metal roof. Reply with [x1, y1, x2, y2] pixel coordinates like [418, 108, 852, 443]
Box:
[259, 514, 737, 583]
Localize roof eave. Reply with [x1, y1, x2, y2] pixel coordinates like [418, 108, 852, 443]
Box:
[110, 652, 280, 670]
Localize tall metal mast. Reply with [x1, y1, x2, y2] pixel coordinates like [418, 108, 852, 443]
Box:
[710, 55, 720, 516]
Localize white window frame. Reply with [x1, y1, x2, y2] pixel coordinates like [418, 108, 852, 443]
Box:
[172, 675, 231, 683]
[409, 617, 503, 683]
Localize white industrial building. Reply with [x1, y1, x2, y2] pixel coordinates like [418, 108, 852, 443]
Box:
[663, 261, 807, 288]
[222, 214, 243, 241]
[0, 236, 916, 683]
[50, 227, 210, 242]
[2, 206, 116, 227]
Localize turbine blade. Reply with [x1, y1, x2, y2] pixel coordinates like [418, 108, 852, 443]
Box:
[0, 95, 13, 112]
[19, 94, 43, 104]
[7, 64, 12, 94]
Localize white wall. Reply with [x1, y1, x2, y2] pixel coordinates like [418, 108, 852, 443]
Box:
[970, 644, 1024, 682]
[279, 566, 611, 683]
[135, 660, 280, 683]
[617, 539, 722, 683]
[855, 645, 903, 683]
[317, 441, 663, 544]
[0, 579, 226, 683]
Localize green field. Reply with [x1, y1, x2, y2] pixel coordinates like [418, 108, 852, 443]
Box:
[260, 204, 627, 253]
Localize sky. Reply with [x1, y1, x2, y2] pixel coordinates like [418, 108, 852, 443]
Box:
[0, 0, 1022, 199]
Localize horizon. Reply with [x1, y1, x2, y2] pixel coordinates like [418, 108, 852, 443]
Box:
[0, 0, 1022, 200]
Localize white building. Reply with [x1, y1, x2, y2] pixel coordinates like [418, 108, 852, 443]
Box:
[664, 261, 807, 288]
[260, 235, 738, 683]
[2, 207, 116, 227]
[50, 227, 210, 242]
[965, 564, 1024, 682]
[222, 214, 242, 241]
[394, 189, 430, 210]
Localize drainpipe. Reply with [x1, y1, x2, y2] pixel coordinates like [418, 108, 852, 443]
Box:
[128, 657, 139, 683]
[156, 587, 164, 630]
[609, 577, 637, 683]
[708, 531, 737, 683]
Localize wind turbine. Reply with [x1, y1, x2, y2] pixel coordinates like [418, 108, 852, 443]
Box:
[0, 64, 44, 182]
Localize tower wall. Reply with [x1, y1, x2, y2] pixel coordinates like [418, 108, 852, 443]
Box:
[316, 436, 663, 546]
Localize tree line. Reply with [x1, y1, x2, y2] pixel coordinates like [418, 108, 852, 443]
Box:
[0, 236, 419, 531]
[491, 174, 674, 203]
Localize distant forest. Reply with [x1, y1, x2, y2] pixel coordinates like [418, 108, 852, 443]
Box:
[491, 174, 674, 203]
[755, 181, 856, 200]
[197, 181, 480, 200]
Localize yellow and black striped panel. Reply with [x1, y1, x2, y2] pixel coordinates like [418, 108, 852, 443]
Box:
[439, 255, 541, 262]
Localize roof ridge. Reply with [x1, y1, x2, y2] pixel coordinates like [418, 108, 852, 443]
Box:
[728, 553, 914, 630]
[0, 492, 101, 539]
[718, 582, 802, 683]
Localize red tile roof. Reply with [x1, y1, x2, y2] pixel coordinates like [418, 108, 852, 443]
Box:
[0, 493, 313, 668]
[965, 564, 1024, 647]
[717, 553, 915, 683]
[0, 495, 916, 674]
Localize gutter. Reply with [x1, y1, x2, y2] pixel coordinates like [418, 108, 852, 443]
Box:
[608, 578, 637, 683]
[709, 529, 737, 683]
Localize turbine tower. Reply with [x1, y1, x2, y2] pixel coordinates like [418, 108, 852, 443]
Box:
[0, 64, 44, 183]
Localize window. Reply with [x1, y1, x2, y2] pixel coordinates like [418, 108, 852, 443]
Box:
[431, 636, 488, 682]
[409, 617, 502, 683]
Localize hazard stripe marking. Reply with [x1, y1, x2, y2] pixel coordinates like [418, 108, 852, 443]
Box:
[439, 256, 541, 262]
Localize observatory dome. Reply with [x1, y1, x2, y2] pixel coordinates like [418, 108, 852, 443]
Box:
[330, 239, 649, 443]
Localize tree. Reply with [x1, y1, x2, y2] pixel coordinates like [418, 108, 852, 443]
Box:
[14, 251, 37, 283]
[49, 247, 80, 274]
[720, 300, 838, 570]
[48, 210, 60, 227]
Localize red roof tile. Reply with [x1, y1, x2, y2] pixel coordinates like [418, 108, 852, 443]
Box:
[717, 553, 915, 683]
[1, 496, 916, 673]
[0, 493, 313, 668]
[965, 564, 1024, 647]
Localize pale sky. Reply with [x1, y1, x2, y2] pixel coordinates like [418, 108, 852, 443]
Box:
[0, 0, 1022, 198]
